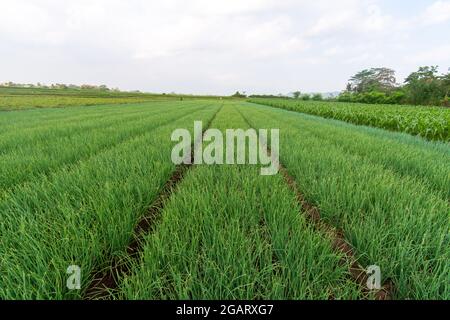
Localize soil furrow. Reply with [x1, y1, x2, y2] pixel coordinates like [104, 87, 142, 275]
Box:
[84, 104, 223, 300]
[236, 107, 394, 300]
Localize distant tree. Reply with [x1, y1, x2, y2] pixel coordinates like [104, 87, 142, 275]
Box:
[301, 94, 311, 101]
[349, 67, 397, 93]
[312, 93, 323, 101]
[405, 66, 438, 83]
[248, 94, 281, 99]
[345, 83, 352, 92]
[53, 83, 68, 89]
[81, 84, 94, 90]
[293, 91, 301, 99]
[337, 92, 353, 102]
[441, 70, 450, 100]
[387, 90, 406, 104]
[404, 66, 443, 105]
[373, 67, 397, 91]
[349, 69, 372, 93]
[231, 91, 247, 98]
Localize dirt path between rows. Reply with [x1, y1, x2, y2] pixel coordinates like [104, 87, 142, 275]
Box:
[84, 104, 223, 299]
[236, 107, 394, 300]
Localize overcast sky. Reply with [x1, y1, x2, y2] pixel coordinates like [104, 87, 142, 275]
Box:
[1, 0, 449, 95]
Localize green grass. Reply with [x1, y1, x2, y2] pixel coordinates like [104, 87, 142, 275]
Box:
[248, 99, 450, 142]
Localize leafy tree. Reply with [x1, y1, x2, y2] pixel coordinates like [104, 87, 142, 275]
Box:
[293, 91, 301, 99]
[231, 91, 247, 98]
[338, 92, 353, 102]
[345, 83, 352, 92]
[342, 66, 449, 106]
[348, 68, 397, 93]
[387, 90, 406, 104]
[439, 71, 450, 106]
[441, 71, 450, 97]
[312, 93, 323, 101]
[404, 66, 443, 105]
[248, 94, 281, 98]
[301, 94, 311, 101]
[405, 66, 438, 83]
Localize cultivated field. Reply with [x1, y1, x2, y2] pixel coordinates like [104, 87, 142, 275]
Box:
[0, 98, 448, 300]
[0, 87, 218, 111]
[249, 98, 450, 142]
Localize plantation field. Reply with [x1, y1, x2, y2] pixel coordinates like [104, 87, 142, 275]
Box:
[0, 100, 448, 300]
[237, 103, 449, 299]
[248, 98, 450, 142]
[0, 87, 206, 111]
[0, 95, 168, 111]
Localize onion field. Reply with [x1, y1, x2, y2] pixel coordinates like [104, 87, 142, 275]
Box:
[0, 99, 448, 300]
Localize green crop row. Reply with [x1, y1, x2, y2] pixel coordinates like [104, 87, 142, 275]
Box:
[0, 102, 206, 195]
[238, 102, 450, 299]
[0, 100, 448, 300]
[117, 104, 362, 299]
[0, 102, 221, 299]
[0, 102, 167, 134]
[248, 99, 450, 142]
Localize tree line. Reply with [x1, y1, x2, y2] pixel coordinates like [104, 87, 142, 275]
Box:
[0, 82, 122, 92]
[236, 65, 449, 107]
[232, 91, 324, 101]
[338, 66, 450, 106]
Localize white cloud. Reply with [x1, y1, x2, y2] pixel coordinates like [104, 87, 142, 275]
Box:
[189, 0, 279, 16]
[305, 1, 392, 37]
[0, 1, 56, 43]
[421, 0, 450, 25]
[405, 44, 450, 65]
[0, 0, 448, 94]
